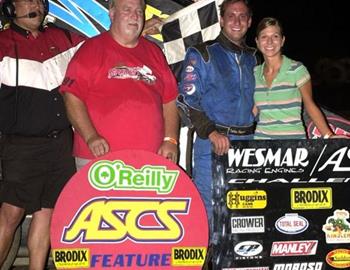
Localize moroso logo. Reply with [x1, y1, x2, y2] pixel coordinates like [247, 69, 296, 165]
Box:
[227, 190, 267, 209]
[61, 197, 190, 243]
[52, 248, 89, 269]
[273, 262, 323, 270]
[291, 187, 332, 209]
[326, 249, 350, 269]
[270, 240, 318, 256]
[171, 247, 206, 266]
[275, 213, 309, 235]
[231, 216, 265, 234]
[88, 160, 179, 194]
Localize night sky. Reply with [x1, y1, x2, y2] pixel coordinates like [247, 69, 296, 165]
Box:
[247, 0, 349, 115]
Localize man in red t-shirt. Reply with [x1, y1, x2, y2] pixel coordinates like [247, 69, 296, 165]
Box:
[60, 0, 179, 168]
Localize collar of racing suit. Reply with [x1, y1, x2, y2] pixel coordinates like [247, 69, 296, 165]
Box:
[217, 31, 256, 55]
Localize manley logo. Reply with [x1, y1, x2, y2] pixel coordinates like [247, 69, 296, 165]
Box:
[227, 190, 267, 209]
[88, 160, 179, 194]
[270, 240, 318, 256]
[322, 209, 350, 244]
[291, 187, 332, 209]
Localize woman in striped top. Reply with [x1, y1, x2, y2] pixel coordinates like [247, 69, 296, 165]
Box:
[253, 17, 335, 140]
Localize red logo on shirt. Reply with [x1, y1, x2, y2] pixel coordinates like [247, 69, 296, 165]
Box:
[108, 65, 156, 84]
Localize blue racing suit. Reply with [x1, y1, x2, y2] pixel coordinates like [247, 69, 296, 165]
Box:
[178, 32, 257, 231]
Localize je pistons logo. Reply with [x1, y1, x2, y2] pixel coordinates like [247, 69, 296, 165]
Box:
[227, 190, 267, 209]
[89, 160, 179, 194]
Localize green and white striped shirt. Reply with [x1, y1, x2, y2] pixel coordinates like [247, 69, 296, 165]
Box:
[254, 55, 310, 140]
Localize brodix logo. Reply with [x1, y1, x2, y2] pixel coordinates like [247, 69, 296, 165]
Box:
[291, 187, 332, 210]
[61, 197, 190, 243]
[88, 160, 179, 194]
[52, 248, 89, 269]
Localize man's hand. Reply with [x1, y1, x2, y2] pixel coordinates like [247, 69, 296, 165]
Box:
[86, 134, 110, 157]
[143, 16, 163, 36]
[208, 130, 230, 155]
[157, 141, 178, 163]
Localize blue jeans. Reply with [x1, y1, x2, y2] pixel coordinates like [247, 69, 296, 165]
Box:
[192, 135, 253, 236]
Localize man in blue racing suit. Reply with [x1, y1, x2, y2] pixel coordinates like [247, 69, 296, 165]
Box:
[178, 0, 257, 235]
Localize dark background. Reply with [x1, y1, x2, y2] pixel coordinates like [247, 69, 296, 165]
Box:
[248, 0, 349, 118]
[176, 0, 350, 118]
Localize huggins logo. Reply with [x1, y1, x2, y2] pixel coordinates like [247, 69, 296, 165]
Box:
[61, 197, 190, 244]
[88, 160, 179, 194]
[227, 190, 267, 209]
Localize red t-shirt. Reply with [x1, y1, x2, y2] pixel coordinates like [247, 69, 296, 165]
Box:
[60, 32, 178, 158]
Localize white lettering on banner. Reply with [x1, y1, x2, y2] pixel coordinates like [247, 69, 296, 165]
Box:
[270, 240, 318, 256]
[228, 178, 350, 184]
[318, 147, 350, 172]
[273, 262, 323, 270]
[231, 216, 265, 234]
[228, 148, 309, 168]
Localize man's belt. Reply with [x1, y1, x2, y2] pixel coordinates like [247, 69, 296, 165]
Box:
[216, 123, 256, 136]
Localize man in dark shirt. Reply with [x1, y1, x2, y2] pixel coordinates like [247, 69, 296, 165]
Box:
[0, 0, 84, 268]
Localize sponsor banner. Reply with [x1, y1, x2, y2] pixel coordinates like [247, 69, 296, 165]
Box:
[211, 139, 350, 269]
[231, 216, 265, 234]
[51, 150, 208, 269]
[326, 249, 350, 269]
[270, 240, 318, 256]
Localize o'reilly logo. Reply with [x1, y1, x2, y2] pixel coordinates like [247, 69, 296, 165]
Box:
[291, 187, 332, 209]
[231, 216, 265, 234]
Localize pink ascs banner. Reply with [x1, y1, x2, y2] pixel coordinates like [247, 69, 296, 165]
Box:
[50, 150, 208, 270]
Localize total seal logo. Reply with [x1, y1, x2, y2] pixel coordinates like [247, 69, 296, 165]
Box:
[275, 213, 309, 235]
[227, 190, 267, 209]
[326, 249, 350, 269]
[50, 150, 208, 269]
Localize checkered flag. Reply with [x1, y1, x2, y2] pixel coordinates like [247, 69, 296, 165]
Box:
[161, 0, 223, 80]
